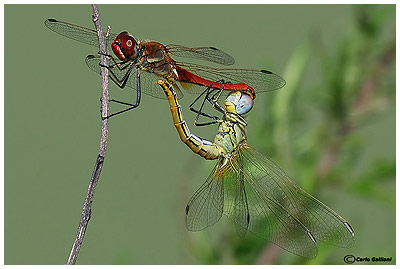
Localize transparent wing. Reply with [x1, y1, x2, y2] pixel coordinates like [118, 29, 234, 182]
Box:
[44, 19, 235, 66]
[239, 145, 355, 248]
[230, 156, 251, 238]
[176, 63, 286, 94]
[44, 19, 117, 51]
[224, 153, 318, 258]
[185, 160, 225, 231]
[167, 44, 235, 66]
[85, 55, 183, 99]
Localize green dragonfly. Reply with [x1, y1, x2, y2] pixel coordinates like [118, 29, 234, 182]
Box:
[156, 79, 355, 258]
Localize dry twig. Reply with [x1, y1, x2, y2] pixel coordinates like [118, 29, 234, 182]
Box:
[66, 4, 110, 265]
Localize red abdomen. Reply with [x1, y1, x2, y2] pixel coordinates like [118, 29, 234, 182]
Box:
[175, 66, 255, 97]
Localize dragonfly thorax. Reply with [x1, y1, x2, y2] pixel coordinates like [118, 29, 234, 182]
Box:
[138, 42, 179, 80]
[214, 119, 246, 155]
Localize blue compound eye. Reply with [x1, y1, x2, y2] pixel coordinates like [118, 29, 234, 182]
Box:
[236, 94, 253, 115]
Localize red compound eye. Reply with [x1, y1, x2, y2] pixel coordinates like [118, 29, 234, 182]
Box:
[112, 31, 138, 60]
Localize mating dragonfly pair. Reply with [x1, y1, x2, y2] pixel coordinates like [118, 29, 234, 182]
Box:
[45, 19, 355, 258]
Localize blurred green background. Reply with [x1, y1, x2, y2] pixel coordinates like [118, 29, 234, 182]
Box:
[4, 4, 395, 265]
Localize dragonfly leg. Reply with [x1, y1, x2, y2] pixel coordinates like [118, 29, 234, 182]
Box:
[193, 119, 220, 127]
[108, 59, 133, 71]
[101, 68, 141, 119]
[118, 64, 136, 89]
[205, 81, 228, 114]
[98, 51, 113, 58]
[98, 52, 132, 71]
[190, 80, 225, 115]
[207, 88, 225, 114]
[94, 53, 136, 90]
[189, 86, 220, 126]
[98, 62, 135, 90]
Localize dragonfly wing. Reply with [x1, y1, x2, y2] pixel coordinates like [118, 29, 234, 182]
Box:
[185, 161, 225, 231]
[85, 55, 183, 99]
[177, 63, 286, 94]
[220, 154, 250, 238]
[140, 71, 184, 99]
[44, 19, 117, 50]
[167, 45, 235, 66]
[225, 149, 318, 258]
[295, 188, 356, 247]
[241, 146, 355, 248]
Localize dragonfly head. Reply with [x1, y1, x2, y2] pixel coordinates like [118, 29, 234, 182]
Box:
[225, 91, 254, 115]
[112, 32, 138, 61]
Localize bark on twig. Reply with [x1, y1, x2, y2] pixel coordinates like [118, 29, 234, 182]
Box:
[66, 4, 110, 265]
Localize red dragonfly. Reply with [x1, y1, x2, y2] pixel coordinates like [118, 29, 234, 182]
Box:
[45, 19, 285, 116]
